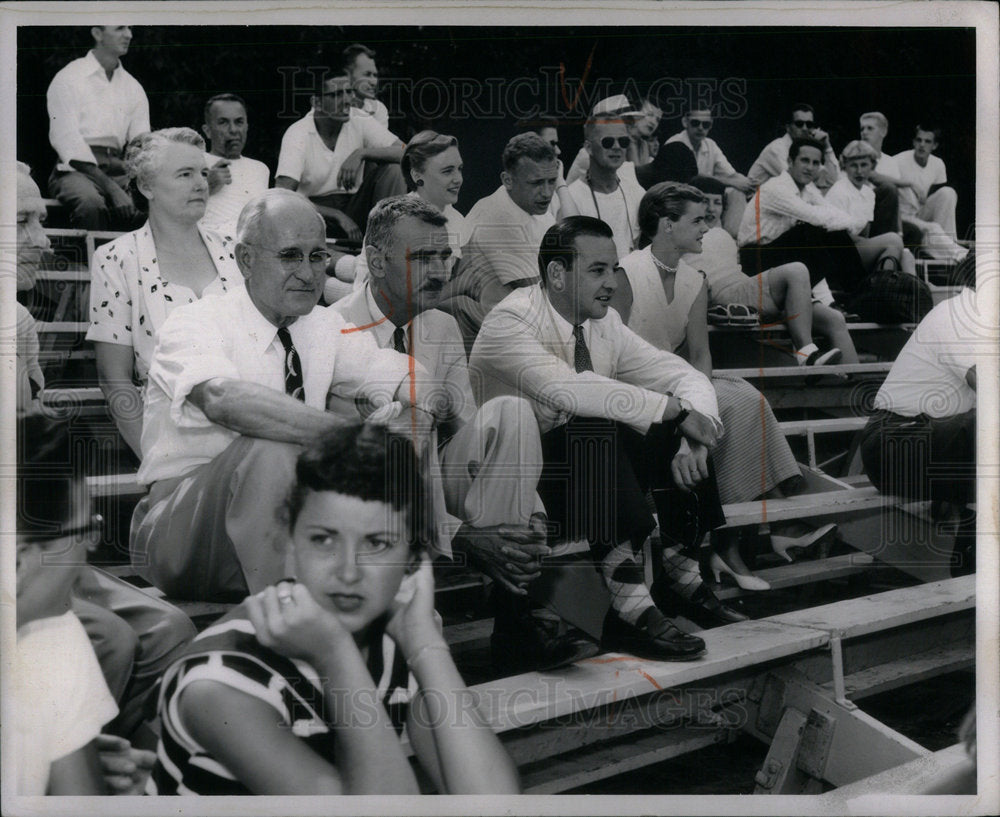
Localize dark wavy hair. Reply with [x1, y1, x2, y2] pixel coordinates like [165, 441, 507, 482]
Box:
[285, 423, 432, 553]
[637, 182, 706, 248]
[537, 215, 613, 284]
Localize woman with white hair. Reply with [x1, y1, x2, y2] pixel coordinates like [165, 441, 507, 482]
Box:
[86, 127, 242, 457]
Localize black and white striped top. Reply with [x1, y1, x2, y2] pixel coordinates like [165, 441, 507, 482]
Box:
[149, 604, 413, 795]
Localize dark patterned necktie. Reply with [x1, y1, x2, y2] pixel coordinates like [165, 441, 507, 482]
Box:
[392, 325, 407, 354]
[277, 326, 304, 402]
[573, 324, 593, 373]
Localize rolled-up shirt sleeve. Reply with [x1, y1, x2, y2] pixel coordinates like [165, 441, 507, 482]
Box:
[146, 308, 241, 429]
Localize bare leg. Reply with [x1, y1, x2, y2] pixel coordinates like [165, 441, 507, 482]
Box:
[761, 262, 813, 349]
[813, 304, 859, 363]
[854, 231, 904, 272]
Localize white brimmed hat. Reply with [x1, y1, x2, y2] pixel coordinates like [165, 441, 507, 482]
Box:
[591, 94, 643, 119]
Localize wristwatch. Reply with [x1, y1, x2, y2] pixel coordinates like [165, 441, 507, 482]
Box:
[674, 397, 692, 429]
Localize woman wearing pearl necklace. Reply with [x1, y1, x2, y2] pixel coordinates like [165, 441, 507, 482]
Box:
[612, 183, 815, 589]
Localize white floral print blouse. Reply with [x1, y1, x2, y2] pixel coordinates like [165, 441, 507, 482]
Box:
[86, 222, 242, 383]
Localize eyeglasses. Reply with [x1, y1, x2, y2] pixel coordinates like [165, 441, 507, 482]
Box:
[20, 513, 104, 548]
[599, 136, 631, 149]
[252, 245, 333, 271]
[687, 119, 712, 130]
[792, 120, 818, 129]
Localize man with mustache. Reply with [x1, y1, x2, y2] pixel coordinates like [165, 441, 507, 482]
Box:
[331, 196, 585, 672]
[132, 189, 430, 601]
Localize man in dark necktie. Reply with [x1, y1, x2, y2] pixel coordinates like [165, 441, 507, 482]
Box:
[470, 216, 745, 661]
[332, 195, 588, 673]
[132, 188, 435, 600]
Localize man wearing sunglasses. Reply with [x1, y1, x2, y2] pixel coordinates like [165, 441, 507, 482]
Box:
[665, 106, 754, 234]
[132, 189, 436, 602]
[748, 103, 840, 191]
[567, 117, 646, 258]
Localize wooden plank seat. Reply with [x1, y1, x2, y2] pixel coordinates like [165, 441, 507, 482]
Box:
[36, 320, 88, 335]
[478, 577, 974, 792]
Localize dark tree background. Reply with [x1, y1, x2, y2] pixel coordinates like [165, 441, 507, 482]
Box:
[17, 25, 976, 236]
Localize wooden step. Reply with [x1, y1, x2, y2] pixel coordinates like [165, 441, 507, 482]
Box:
[86, 473, 144, 499]
[713, 553, 877, 600]
[721, 486, 883, 528]
[36, 321, 88, 335]
[719, 362, 892, 380]
[764, 575, 974, 639]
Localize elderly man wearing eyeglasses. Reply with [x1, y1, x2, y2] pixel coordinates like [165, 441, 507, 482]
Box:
[748, 103, 841, 192]
[131, 189, 439, 602]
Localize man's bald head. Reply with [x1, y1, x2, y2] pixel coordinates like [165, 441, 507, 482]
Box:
[235, 189, 329, 326]
[237, 188, 324, 247]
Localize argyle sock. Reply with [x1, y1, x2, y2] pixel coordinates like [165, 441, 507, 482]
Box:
[661, 544, 704, 601]
[600, 543, 656, 626]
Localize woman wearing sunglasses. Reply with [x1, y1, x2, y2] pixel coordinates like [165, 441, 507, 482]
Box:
[86, 128, 242, 460]
[151, 423, 520, 795]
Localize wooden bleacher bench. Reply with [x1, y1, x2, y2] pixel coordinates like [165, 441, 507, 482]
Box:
[476, 576, 974, 792]
[86, 472, 144, 500]
[36, 320, 88, 335]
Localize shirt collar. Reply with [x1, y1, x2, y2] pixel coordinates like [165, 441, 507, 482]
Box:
[544, 290, 589, 345]
[235, 286, 299, 355]
[84, 49, 120, 78]
[364, 284, 405, 347]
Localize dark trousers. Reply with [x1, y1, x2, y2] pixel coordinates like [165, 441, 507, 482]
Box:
[859, 409, 976, 507]
[536, 417, 725, 561]
[740, 222, 868, 296]
[872, 180, 901, 236]
[309, 161, 406, 238]
[48, 147, 143, 231]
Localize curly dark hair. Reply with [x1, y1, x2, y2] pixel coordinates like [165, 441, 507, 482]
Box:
[284, 423, 432, 553]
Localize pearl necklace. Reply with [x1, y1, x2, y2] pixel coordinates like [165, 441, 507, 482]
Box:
[650, 252, 677, 275]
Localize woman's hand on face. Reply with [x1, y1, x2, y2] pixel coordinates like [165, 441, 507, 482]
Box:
[386, 554, 441, 659]
[247, 581, 354, 664]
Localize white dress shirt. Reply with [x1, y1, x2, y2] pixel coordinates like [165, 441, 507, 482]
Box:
[737, 171, 855, 246]
[747, 133, 839, 188]
[823, 177, 876, 236]
[275, 110, 397, 197]
[664, 131, 737, 178]
[46, 50, 150, 168]
[470, 285, 719, 435]
[138, 286, 411, 485]
[201, 154, 270, 233]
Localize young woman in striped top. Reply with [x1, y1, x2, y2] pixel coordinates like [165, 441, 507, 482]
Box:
[151, 423, 519, 795]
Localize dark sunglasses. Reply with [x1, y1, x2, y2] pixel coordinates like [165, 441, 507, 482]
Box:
[599, 136, 631, 149]
[792, 120, 818, 129]
[20, 513, 104, 547]
[687, 118, 712, 129]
